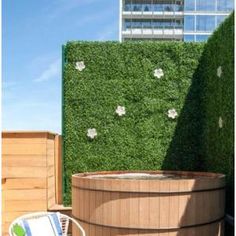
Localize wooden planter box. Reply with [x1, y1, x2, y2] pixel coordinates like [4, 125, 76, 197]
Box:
[2, 131, 62, 236]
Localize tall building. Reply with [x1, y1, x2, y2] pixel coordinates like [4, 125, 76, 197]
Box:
[119, 0, 234, 42]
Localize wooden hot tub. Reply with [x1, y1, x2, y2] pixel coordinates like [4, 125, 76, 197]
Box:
[72, 171, 225, 236]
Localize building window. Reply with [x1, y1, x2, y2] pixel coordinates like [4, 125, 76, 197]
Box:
[196, 35, 209, 41]
[142, 19, 152, 28]
[152, 0, 164, 11]
[216, 15, 226, 26]
[124, 19, 132, 29]
[217, 0, 234, 11]
[196, 15, 215, 32]
[184, 16, 195, 31]
[196, 0, 216, 11]
[133, 4, 142, 11]
[175, 19, 183, 29]
[184, 0, 195, 11]
[184, 35, 195, 41]
[132, 20, 142, 28]
[124, 0, 132, 11]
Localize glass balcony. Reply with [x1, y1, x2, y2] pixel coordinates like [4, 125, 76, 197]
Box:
[183, 0, 234, 12]
[184, 15, 216, 33]
[216, 15, 226, 25]
[124, 4, 184, 12]
[183, 34, 210, 42]
[124, 19, 183, 30]
[196, 35, 209, 41]
[196, 15, 215, 32]
[124, 0, 184, 12]
[123, 0, 233, 12]
[196, 0, 216, 11]
[184, 15, 195, 31]
[122, 28, 184, 38]
[184, 35, 195, 41]
[217, 0, 234, 11]
[184, 0, 195, 11]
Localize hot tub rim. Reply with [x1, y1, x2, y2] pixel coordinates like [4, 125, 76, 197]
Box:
[72, 170, 225, 193]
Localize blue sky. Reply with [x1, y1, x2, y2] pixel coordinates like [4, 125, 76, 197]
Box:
[3, 0, 119, 134]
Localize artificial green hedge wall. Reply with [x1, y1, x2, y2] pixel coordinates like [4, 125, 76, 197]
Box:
[199, 13, 234, 216]
[63, 42, 204, 204]
[63, 14, 234, 209]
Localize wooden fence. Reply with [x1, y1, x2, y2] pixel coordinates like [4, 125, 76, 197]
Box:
[2, 131, 63, 235]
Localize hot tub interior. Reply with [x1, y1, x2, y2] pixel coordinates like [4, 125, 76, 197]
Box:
[86, 172, 211, 180]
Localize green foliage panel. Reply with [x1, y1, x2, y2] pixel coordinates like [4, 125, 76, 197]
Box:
[199, 13, 234, 215]
[63, 42, 204, 204]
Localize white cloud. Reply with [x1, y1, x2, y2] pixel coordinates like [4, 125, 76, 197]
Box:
[34, 58, 61, 82]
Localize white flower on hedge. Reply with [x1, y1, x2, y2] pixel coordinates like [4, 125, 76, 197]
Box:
[75, 61, 85, 71]
[154, 68, 164, 79]
[167, 109, 178, 119]
[87, 128, 97, 139]
[217, 66, 222, 78]
[218, 117, 223, 128]
[115, 105, 126, 116]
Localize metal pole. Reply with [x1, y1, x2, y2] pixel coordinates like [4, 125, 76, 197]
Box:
[61, 44, 66, 204]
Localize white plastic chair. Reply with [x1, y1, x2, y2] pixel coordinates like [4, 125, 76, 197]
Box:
[9, 212, 86, 236]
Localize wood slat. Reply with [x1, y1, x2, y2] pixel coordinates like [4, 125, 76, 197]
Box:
[5, 211, 38, 223]
[55, 135, 62, 204]
[48, 197, 56, 209]
[47, 166, 55, 177]
[4, 178, 46, 190]
[2, 166, 47, 178]
[47, 149, 55, 156]
[2, 131, 56, 139]
[2, 138, 47, 144]
[47, 187, 56, 199]
[2, 156, 46, 167]
[48, 176, 55, 188]
[47, 154, 55, 166]
[2, 143, 47, 155]
[2, 154, 46, 159]
[2, 222, 10, 236]
[5, 200, 47, 212]
[5, 189, 47, 201]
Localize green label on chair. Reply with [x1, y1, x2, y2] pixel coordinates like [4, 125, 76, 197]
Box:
[12, 224, 26, 236]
